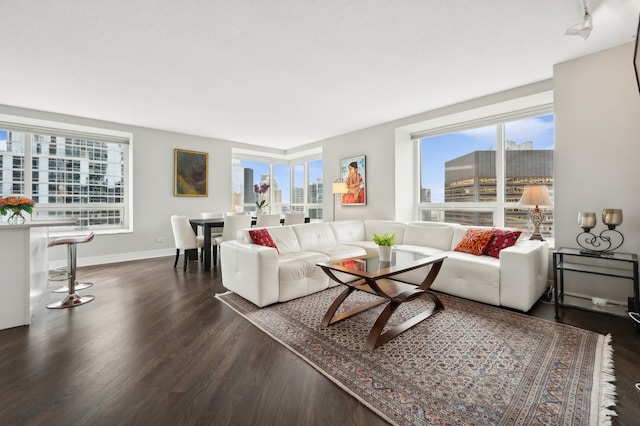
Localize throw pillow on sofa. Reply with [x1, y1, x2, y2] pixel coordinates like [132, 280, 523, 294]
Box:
[454, 229, 495, 256]
[484, 229, 522, 258]
[248, 228, 280, 253]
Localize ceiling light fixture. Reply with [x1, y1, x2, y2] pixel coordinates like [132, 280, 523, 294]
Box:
[566, 1, 593, 40]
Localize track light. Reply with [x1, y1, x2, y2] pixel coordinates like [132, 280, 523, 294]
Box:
[566, 3, 592, 40]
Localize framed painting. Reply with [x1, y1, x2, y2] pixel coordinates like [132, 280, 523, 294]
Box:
[340, 155, 366, 205]
[174, 149, 208, 197]
[635, 11, 640, 94]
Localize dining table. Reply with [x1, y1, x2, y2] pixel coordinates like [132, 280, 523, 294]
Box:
[189, 216, 311, 271]
[189, 218, 225, 271]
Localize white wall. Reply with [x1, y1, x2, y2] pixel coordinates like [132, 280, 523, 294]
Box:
[554, 41, 640, 303]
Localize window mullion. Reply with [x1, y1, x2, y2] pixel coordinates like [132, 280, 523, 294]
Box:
[24, 134, 33, 198]
[495, 123, 505, 226]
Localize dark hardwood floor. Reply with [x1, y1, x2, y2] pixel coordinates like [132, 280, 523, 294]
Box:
[1, 256, 639, 425]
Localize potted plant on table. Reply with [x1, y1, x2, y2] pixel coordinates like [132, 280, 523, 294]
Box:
[373, 232, 397, 262]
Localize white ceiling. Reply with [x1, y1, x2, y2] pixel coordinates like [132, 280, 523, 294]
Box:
[1, 0, 638, 150]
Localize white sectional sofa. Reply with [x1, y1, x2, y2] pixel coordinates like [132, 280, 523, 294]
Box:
[220, 219, 549, 312]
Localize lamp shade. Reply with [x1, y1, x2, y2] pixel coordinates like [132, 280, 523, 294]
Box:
[518, 185, 552, 207]
[332, 182, 348, 194]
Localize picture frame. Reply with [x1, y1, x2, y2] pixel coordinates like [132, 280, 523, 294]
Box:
[174, 149, 208, 197]
[340, 155, 366, 205]
[634, 11, 640, 94]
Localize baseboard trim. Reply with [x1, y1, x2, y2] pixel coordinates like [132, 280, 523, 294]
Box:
[48, 248, 175, 270]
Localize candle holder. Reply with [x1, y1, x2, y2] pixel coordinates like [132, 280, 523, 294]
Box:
[576, 209, 624, 254]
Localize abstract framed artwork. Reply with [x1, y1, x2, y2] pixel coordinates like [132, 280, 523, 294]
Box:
[340, 155, 366, 205]
[174, 149, 208, 197]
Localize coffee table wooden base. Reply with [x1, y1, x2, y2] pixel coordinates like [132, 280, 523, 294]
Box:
[319, 258, 445, 351]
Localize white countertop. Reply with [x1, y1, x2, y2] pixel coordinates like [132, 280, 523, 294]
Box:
[0, 218, 78, 229]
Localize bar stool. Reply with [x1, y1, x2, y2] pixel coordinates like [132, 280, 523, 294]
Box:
[48, 266, 93, 293]
[46, 233, 96, 309]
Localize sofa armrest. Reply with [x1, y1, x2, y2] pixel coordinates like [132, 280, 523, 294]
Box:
[220, 240, 280, 307]
[499, 240, 549, 311]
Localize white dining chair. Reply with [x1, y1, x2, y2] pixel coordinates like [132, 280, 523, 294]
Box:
[171, 215, 204, 271]
[212, 214, 252, 266]
[255, 213, 281, 227]
[200, 212, 224, 238]
[283, 212, 306, 226]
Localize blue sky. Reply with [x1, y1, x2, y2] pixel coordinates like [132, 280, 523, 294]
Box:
[421, 114, 554, 202]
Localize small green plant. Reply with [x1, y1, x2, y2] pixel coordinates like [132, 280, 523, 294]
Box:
[372, 232, 397, 247]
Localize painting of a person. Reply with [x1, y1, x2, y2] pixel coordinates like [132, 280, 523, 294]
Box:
[342, 161, 365, 204]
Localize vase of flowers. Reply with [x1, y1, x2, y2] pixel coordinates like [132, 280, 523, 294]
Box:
[0, 196, 35, 225]
[254, 183, 270, 214]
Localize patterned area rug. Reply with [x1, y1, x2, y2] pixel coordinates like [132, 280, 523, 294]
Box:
[216, 288, 616, 425]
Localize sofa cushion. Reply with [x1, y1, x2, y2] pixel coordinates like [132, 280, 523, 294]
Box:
[396, 244, 446, 257]
[248, 229, 279, 253]
[277, 251, 330, 302]
[343, 240, 379, 255]
[292, 222, 338, 252]
[454, 229, 495, 256]
[403, 222, 457, 251]
[318, 244, 367, 261]
[484, 229, 522, 258]
[364, 220, 407, 242]
[267, 226, 301, 254]
[329, 220, 366, 244]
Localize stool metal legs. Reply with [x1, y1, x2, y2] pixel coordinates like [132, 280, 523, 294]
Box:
[47, 243, 94, 309]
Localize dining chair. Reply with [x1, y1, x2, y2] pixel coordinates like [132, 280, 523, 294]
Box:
[171, 215, 204, 271]
[200, 212, 224, 238]
[255, 213, 281, 227]
[213, 214, 252, 265]
[283, 212, 306, 226]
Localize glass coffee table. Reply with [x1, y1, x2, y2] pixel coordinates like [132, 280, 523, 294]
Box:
[317, 250, 447, 350]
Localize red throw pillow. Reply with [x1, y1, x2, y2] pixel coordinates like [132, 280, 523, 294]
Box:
[248, 229, 279, 253]
[484, 229, 522, 258]
[454, 229, 495, 256]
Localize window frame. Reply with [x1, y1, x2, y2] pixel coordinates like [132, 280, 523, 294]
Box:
[231, 147, 322, 219]
[0, 114, 133, 235]
[414, 105, 554, 236]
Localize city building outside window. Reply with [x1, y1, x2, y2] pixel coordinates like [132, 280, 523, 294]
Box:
[231, 151, 323, 219]
[418, 112, 554, 239]
[0, 117, 132, 233]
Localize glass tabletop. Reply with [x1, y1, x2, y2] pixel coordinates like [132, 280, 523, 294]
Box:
[555, 247, 638, 262]
[323, 250, 442, 278]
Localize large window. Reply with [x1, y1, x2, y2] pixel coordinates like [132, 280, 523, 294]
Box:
[0, 117, 132, 233]
[418, 111, 554, 238]
[231, 150, 323, 219]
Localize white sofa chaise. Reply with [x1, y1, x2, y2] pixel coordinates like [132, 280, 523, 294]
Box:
[220, 219, 549, 312]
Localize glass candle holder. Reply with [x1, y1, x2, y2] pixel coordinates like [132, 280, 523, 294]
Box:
[578, 212, 596, 231]
[602, 209, 622, 229]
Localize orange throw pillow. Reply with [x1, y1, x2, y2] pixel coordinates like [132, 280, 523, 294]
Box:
[454, 229, 495, 256]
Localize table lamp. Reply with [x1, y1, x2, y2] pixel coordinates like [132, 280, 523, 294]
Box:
[518, 185, 552, 241]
